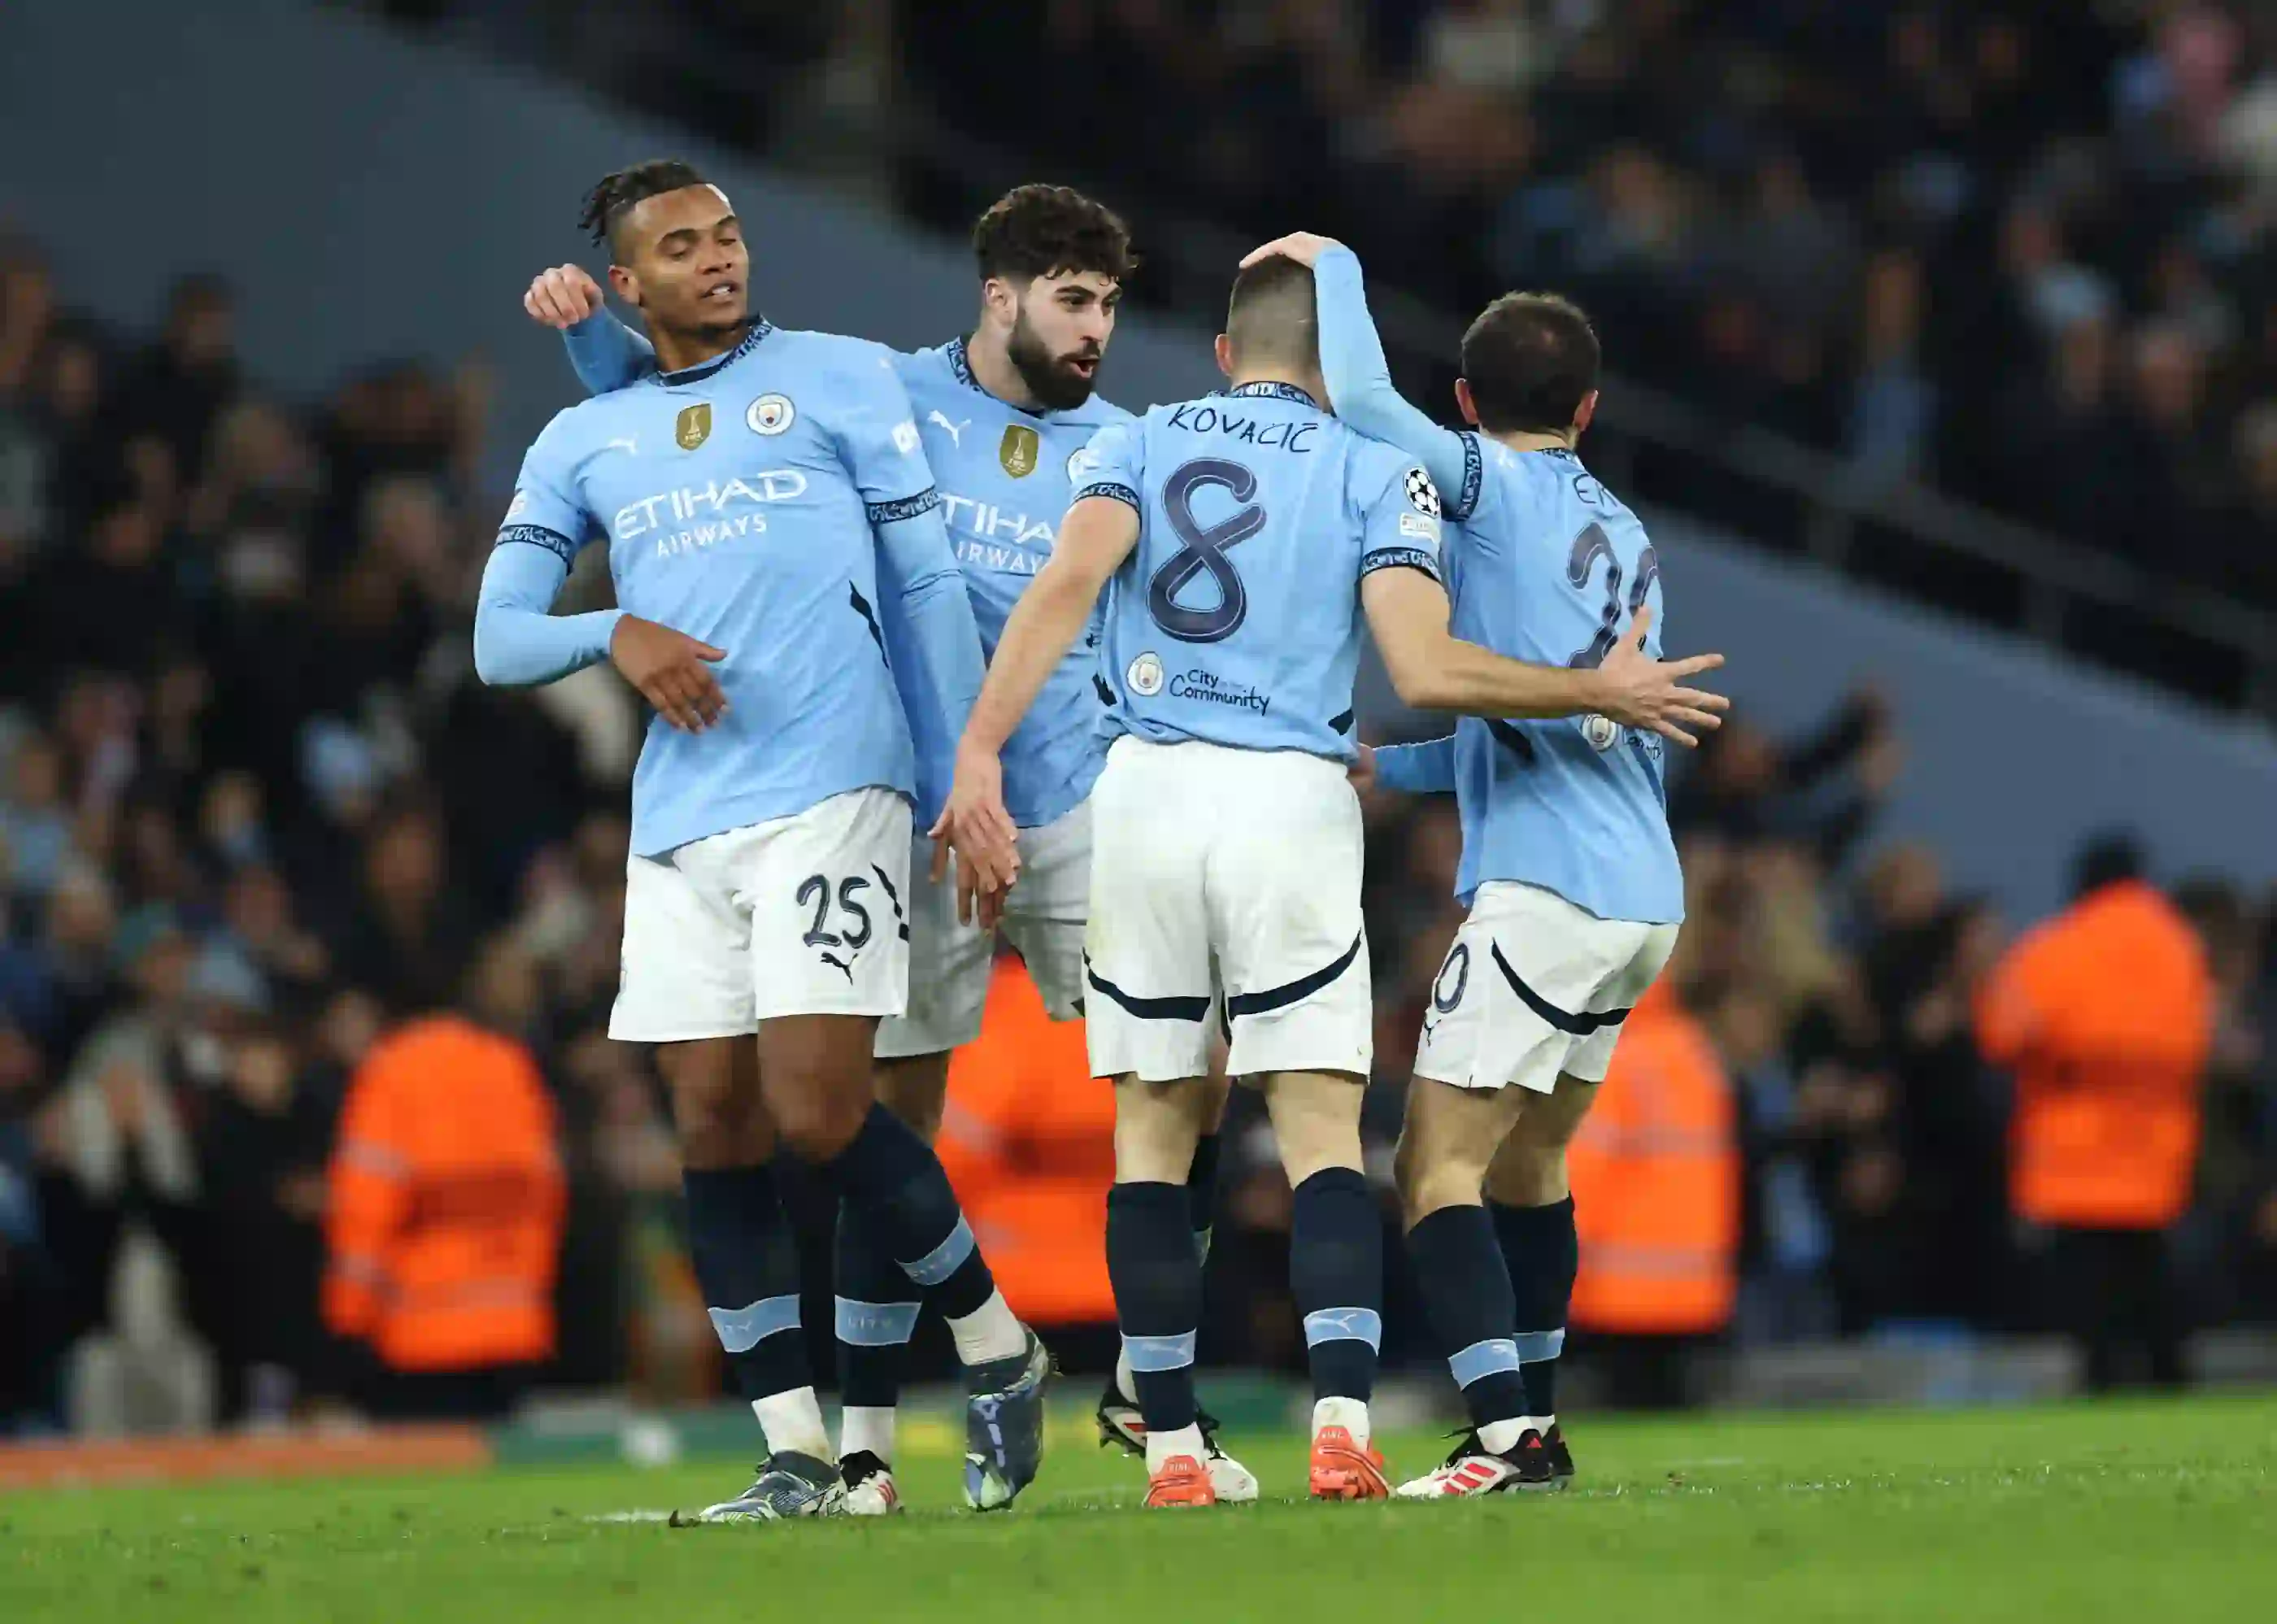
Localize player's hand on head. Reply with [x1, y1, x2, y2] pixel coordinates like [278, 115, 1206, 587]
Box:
[608, 615, 729, 734]
[1595, 603, 1730, 747]
[524, 263, 605, 329]
[1238, 232, 1344, 272]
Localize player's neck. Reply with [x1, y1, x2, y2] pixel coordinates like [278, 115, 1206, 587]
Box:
[1229, 368, 1325, 403]
[651, 320, 753, 377]
[1490, 428, 1578, 456]
[964, 329, 1046, 412]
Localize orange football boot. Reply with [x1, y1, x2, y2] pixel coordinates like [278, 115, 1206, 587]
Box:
[1309, 1425, 1391, 1500]
[1144, 1452, 1220, 1509]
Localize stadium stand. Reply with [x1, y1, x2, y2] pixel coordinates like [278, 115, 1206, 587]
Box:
[2, 0, 2275, 1437]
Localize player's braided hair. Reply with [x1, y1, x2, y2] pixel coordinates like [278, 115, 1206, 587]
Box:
[1461, 292, 1601, 436]
[580, 159, 710, 255]
[972, 185, 1138, 286]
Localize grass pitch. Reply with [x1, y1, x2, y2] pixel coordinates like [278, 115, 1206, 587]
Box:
[5, 1396, 2273, 1622]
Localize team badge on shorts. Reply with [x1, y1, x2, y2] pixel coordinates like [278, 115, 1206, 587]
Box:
[747, 394, 796, 436]
[676, 403, 713, 451]
[1126, 651, 1165, 697]
[1000, 424, 1040, 477]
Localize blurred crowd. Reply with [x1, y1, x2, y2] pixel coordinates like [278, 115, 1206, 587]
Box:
[905, 0, 2277, 607]
[7, 5, 2277, 1426]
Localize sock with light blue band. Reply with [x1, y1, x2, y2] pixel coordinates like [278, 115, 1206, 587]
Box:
[684, 1164, 812, 1403]
[1409, 1203, 1530, 1435]
[1291, 1167, 1383, 1402]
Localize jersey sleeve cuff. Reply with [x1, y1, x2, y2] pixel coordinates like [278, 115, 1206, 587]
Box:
[1361, 547, 1443, 582]
[494, 524, 581, 566]
[867, 487, 942, 525]
[1075, 481, 1141, 511]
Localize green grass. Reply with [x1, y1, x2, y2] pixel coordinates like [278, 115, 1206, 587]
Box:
[6, 1397, 2275, 1622]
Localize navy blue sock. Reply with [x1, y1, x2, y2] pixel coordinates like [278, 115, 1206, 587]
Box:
[834, 1195, 921, 1412]
[1186, 1133, 1221, 1257]
[683, 1164, 810, 1402]
[1493, 1195, 1576, 1415]
[1408, 1204, 1528, 1433]
[816, 1105, 999, 1321]
[1107, 1181, 1200, 1435]
[1290, 1167, 1383, 1403]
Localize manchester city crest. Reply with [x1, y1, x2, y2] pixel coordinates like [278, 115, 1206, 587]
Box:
[747, 394, 795, 436]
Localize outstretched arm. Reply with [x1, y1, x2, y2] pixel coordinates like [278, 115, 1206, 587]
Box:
[524, 263, 656, 393]
[472, 538, 622, 686]
[1364, 571, 1726, 743]
[873, 498, 986, 829]
[1243, 233, 1474, 513]
[939, 492, 1137, 905]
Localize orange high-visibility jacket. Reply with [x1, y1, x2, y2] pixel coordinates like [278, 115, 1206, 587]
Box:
[936, 957, 1118, 1327]
[1977, 881, 2213, 1231]
[322, 1015, 566, 1373]
[1569, 980, 1739, 1336]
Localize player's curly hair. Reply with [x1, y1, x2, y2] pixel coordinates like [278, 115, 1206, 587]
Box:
[580, 159, 710, 255]
[972, 185, 1138, 287]
[1461, 292, 1601, 435]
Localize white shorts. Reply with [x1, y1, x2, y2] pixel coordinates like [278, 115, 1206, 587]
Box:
[609, 787, 913, 1043]
[1414, 881, 1678, 1095]
[876, 795, 1094, 1059]
[1084, 737, 1371, 1084]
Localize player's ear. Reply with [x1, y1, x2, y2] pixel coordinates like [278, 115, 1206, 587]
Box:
[981, 275, 1017, 329]
[608, 264, 642, 310]
[1574, 389, 1600, 439]
[1214, 333, 1234, 380]
[1453, 377, 1482, 429]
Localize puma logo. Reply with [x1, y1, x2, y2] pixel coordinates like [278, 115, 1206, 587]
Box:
[820, 951, 856, 983]
[604, 436, 638, 456]
[927, 410, 970, 448]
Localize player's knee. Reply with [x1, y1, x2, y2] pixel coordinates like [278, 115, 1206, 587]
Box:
[1484, 1136, 1570, 1208]
[1265, 1073, 1364, 1190]
[1112, 1078, 1208, 1184]
[662, 1046, 762, 1165]
[769, 1081, 871, 1163]
[1394, 1125, 1491, 1230]
[875, 1054, 951, 1144]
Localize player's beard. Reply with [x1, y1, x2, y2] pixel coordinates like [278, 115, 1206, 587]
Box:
[1006, 306, 1100, 411]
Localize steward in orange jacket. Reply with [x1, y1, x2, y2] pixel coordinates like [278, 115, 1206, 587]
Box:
[1568, 978, 1739, 1339]
[1978, 875, 2214, 1234]
[1974, 842, 2214, 1391]
[323, 1015, 565, 1378]
[935, 957, 1117, 1328]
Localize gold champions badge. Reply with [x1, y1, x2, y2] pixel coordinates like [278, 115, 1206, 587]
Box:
[999, 423, 1039, 477]
[675, 403, 713, 451]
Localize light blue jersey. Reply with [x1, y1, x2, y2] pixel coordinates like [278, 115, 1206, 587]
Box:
[563, 318, 1130, 829]
[485, 320, 983, 859]
[1076, 381, 1445, 762]
[1316, 245, 1683, 924]
[894, 339, 1129, 825]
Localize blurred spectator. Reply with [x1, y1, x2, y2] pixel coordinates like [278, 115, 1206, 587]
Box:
[936, 956, 1118, 1357]
[1565, 970, 1740, 1410]
[189, 1019, 333, 1424]
[321, 983, 564, 1422]
[1977, 834, 2216, 1390]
